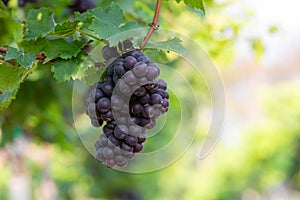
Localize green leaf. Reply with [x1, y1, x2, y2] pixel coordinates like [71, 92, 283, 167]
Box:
[5, 47, 36, 68]
[176, 0, 205, 14]
[51, 57, 83, 82]
[144, 38, 186, 55]
[0, 62, 26, 93]
[78, 4, 140, 40]
[25, 7, 55, 40]
[43, 39, 84, 63]
[0, 88, 19, 110]
[49, 21, 83, 37]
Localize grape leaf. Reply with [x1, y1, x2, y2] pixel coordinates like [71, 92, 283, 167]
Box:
[77, 4, 140, 40]
[5, 47, 36, 68]
[43, 39, 84, 63]
[51, 57, 83, 82]
[25, 7, 55, 40]
[0, 62, 26, 92]
[49, 21, 83, 37]
[144, 38, 186, 55]
[0, 88, 19, 110]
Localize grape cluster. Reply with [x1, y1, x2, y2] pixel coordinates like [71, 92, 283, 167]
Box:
[86, 47, 169, 168]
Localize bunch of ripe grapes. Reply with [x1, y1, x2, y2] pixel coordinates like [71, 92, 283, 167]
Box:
[86, 45, 169, 168]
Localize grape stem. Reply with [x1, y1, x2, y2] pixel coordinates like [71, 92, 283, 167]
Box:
[140, 0, 162, 49]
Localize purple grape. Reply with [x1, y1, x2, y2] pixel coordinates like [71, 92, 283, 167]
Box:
[121, 142, 134, 152]
[125, 135, 138, 147]
[114, 64, 126, 77]
[96, 97, 111, 113]
[124, 71, 138, 85]
[130, 102, 143, 116]
[133, 62, 148, 77]
[133, 87, 147, 97]
[134, 144, 143, 153]
[101, 83, 114, 97]
[124, 56, 137, 70]
[150, 93, 163, 105]
[139, 93, 150, 104]
[103, 147, 114, 159]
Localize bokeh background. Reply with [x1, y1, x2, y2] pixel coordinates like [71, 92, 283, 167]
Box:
[1, 0, 300, 199]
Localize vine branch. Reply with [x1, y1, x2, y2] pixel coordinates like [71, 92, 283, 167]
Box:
[140, 0, 162, 49]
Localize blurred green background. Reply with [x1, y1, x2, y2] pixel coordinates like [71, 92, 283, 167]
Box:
[1, 0, 300, 199]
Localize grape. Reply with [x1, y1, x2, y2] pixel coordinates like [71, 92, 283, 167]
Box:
[162, 98, 169, 108]
[121, 142, 134, 152]
[111, 95, 124, 111]
[103, 125, 114, 136]
[105, 159, 116, 168]
[146, 66, 159, 80]
[130, 102, 143, 116]
[134, 87, 147, 97]
[101, 111, 113, 122]
[158, 79, 167, 90]
[150, 93, 163, 105]
[124, 56, 137, 70]
[134, 144, 143, 153]
[114, 64, 126, 77]
[139, 118, 151, 127]
[125, 135, 138, 147]
[129, 125, 143, 137]
[101, 82, 114, 97]
[138, 134, 146, 143]
[97, 134, 108, 146]
[114, 125, 127, 140]
[102, 46, 119, 60]
[133, 62, 148, 77]
[114, 155, 127, 166]
[118, 79, 132, 96]
[96, 149, 105, 162]
[108, 135, 121, 146]
[124, 71, 138, 85]
[103, 147, 114, 159]
[139, 93, 150, 104]
[142, 105, 155, 119]
[138, 77, 149, 86]
[97, 97, 111, 113]
[145, 119, 156, 129]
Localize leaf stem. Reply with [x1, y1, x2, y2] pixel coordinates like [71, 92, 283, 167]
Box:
[77, 29, 104, 42]
[140, 0, 162, 49]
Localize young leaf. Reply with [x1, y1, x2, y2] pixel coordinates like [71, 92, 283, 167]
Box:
[0, 62, 26, 92]
[25, 7, 55, 40]
[51, 57, 83, 82]
[5, 47, 36, 68]
[144, 38, 186, 55]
